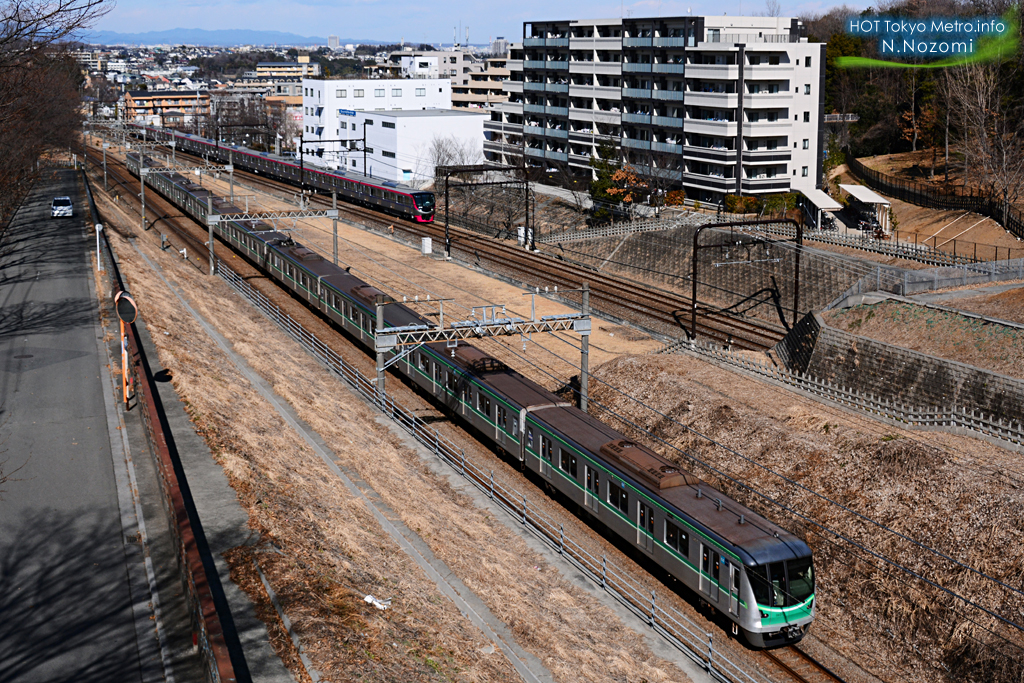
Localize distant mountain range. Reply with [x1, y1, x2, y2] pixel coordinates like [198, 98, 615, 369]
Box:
[80, 28, 385, 47]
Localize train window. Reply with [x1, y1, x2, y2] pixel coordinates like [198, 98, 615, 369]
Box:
[770, 562, 787, 606]
[749, 565, 772, 606]
[608, 482, 628, 514]
[788, 558, 814, 605]
[638, 502, 655, 535]
[512, 416, 518, 435]
[527, 426, 534, 450]
[446, 372, 458, 392]
[665, 521, 689, 555]
[558, 448, 577, 477]
[497, 405, 507, 429]
[540, 436, 552, 462]
[418, 354, 428, 372]
[483, 396, 491, 418]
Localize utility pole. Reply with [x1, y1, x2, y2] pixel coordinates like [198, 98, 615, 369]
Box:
[229, 149, 234, 202]
[140, 166, 147, 231]
[362, 124, 367, 176]
[332, 190, 338, 265]
[102, 141, 109, 190]
[580, 282, 590, 412]
[375, 295, 386, 407]
[207, 194, 216, 276]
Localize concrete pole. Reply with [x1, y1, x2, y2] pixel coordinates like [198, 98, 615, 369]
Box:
[96, 224, 104, 272]
[229, 150, 234, 202]
[171, 140, 176, 165]
[580, 282, 589, 412]
[375, 295, 386, 406]
[140, 169, 147, 231]
[207, 194, 216, 276]
[102, 143, 108, 191]
[332, 191, 338, 265]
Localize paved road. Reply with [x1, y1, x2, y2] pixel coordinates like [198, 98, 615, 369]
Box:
[0, 170, 151, 683]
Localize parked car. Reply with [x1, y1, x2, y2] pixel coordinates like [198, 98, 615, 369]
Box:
[51, 196, 73, 218]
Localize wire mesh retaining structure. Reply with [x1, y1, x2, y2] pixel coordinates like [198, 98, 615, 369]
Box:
[655, 337, 1024, 448]
[215, 263, 771, 683]
[847, 155, 1024, 241]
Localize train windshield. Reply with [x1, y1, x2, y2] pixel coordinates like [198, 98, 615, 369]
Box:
[412, 193, 435, 211]
[749, 557, 814, 607]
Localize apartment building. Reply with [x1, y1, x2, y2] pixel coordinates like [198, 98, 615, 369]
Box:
[300, 77, 452, 173]
[256, 55, 321, 78]
[452, 57, 510, 110]
[122, 90, 210, 127]
[486, 16, 825, 203]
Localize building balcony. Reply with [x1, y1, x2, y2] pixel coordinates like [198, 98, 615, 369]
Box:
[741, 177, 792, 191]
[524, 37, 546, 47]
[747, 64, 795, 79]
[544, 128, 569, 139]
[653, 37, 689, 47]
[652, 63, 686, 74]
[546, 105, 569, 116]
[652, 115, 683, 128]
[652, 140, 682, 154]
[741, 121, 792, 134]
[652, 90, 687, 101]
[525, 147, 545, 158]
[503, 81, 524, 93]
[623, 37, 653, 47]
[570, 37, 622, 50]
[685, 91, 738, 107]
[524, 103, 546, 113]
[685, 64, 740, 80]
[682, 172, 736, 191]
[622, 88, 652, 99]
[547, 37, 570, 47]
[545, 150, 569, 162]
[546, 60, 569, 70]
[685, 118, 738, 136]
[683, 145, 736, 163]
[622, 138, 651, 150]
[742, 93, 792, 106]
[742, 150, 792, 162]
[502, 101, 524, 114]
[569, 153, 592, 166]
[507, 59, 524, 71]
[546, 83, 569, 93]
[593, 86, 621, 100]
[524, 60, 547, 69]
[524, 125, 546, 136]
[524, 81, 546, 91]
[622, 112, 651, 124]
[634, 164, 683, 180]
[484, 120, 504, 131]
[622, 63, 652, 72]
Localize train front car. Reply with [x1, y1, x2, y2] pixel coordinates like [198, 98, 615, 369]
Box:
[410, 192, 436, 222]
[736, 542, 815, 647]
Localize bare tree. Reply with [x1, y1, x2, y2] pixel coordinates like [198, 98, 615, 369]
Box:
[762, 0, 781, 17]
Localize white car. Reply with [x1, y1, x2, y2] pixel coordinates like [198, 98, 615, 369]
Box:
[51, 196, 73, 218]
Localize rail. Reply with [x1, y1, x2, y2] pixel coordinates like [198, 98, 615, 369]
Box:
[216, 265, 772, 683]
[655, 337, 1024, 449]
[82, 170, 241, 683]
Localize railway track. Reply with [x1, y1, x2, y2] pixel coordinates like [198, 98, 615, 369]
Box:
[762, 646, 847, 683]
[117, 140, 786, 351]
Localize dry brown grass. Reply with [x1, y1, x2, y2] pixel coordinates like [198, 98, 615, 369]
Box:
[824, 300, 1024, 380]
[93, 186, 695, 683]
[589, 353, 1024, 683]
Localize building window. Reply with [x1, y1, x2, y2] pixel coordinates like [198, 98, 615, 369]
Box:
[805, 56, 812, 67]
[354, 89, 364, 97]
[416, 88, 426, 96]
[382, 121, 395, 129]
[392, 88, 402, 96]
[365, 119, 373, 125]
[382, 150, 396, 158]
[803, 138, 809, 149]
[375, 88, 385, 97]
[803, 112, 810, 123]
[337, 89, 347, 97]
[802, 166, 809, 177]
[364, 147, 373, 154]
[804, 84, 811, 95]
[340, 121, 347, 129]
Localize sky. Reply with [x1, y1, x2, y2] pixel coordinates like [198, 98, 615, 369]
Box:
[93, 0, 869, 43]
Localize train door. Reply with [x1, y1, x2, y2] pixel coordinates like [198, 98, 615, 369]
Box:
[584, 465, 600, 513]
[710, 551, 721, 602]
[726, 561, 740, 616]
[700, 544, 714, 598]
[432, 361, 440, 397]
[539, 435, 552, 479]
[637, 502, 654, 552]
[496, 405, 507, 445]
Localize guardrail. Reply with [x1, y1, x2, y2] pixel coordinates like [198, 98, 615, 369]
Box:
[216, 265, 770, 683]
[656, 337, 1024, 449]
[82, 170, 241, 683]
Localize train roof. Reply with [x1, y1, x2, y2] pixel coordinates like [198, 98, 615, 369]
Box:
[425, 344, 810, 566]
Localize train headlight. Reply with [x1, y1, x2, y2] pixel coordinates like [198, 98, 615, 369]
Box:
[759, 610, 769, 619]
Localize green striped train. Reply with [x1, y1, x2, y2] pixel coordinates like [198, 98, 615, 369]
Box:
[126, 152, 815, 648]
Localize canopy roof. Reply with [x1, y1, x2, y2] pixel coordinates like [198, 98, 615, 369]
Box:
[803, 188, 842, 212]
[839, 183, 891, 206]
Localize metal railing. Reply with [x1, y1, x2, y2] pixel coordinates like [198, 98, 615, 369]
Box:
[847, 155, 1024, 240]
[216, 265, 769, 683]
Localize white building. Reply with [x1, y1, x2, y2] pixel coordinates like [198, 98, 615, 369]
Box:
[301, 77, 459, 181]
[399, 55, 440, 79]
[303, 109, 486, 184]
[488, 15, 826, 203]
